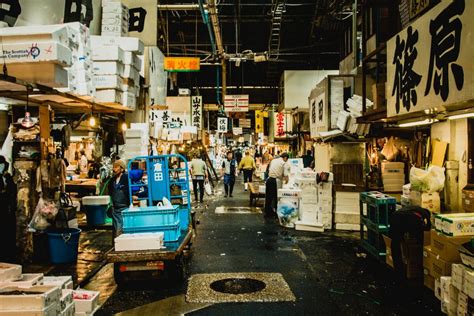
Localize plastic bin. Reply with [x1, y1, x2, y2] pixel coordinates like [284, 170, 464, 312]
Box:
[122, 223, 181, 242]
[82, 196, 110, 226]
[122, 205, 179, 228]
[46, 228, 81, 264]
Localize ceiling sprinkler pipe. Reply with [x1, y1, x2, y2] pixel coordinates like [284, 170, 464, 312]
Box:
[198, 0, 217, 55]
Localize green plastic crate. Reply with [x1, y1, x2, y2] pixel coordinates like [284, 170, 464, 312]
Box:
[360, 191, 397, 227]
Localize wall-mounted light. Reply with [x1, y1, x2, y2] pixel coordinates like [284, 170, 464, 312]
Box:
[448, 112, 474, 120]
[398, 118, 438, 128]
[89, 115, 96, 127]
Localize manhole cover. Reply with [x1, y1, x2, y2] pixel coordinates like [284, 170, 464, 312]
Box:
[210, 278, 266, 294]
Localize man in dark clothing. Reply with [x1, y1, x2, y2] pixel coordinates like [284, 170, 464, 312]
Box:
[108, 160, 130, 236]
[302, 150, 314, 168]
[221, 151, 237, 197]
[234, 149, 243, 165]
[0, 156, 16, 261]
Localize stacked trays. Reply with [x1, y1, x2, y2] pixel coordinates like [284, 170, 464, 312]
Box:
[360, 191, 397, 261]
[122, 205, 181, 242]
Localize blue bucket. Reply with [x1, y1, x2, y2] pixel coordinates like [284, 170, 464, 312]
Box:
[46, 228, 81, 264]
[84, 205, 107, 226]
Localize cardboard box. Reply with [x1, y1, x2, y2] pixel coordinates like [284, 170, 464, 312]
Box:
[423, 245, 433, 275]
[431, 254, 452, 280]
[410, 191, 441, 214]
[463, 188, 474, 213]
[0, 263, 21, 282]
[0, 285, 61, 310]
[431, 230, 471, 262]
[0, 42, 72, 66]
[441, 213, 474, 236]
[424, 274, 435, 291]
[381, 162, 404, 173]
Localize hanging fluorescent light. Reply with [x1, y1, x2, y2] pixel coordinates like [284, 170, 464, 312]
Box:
[448, 112, 474, 120]
[398, 118, 438, 128]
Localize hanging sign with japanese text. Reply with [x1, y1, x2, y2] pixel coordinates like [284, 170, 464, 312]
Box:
[224, 95, 249, 112]
[164, 57, 200, 72]
[239, 119, 251, 129]
[255, 110, 264, 133]
[217, 118, 228, 133]
[387, 0, 473, 118]
[123, 0, 157, 46]
[149, 110, 172, 125]
[309, 92, 326, 138]
[274, 112, 293, 138]
[190, 96, 203, 130]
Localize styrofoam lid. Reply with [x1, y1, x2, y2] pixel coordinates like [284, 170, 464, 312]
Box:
[82, 195, 111, 205]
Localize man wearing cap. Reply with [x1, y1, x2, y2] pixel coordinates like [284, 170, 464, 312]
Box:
[108, 160, 130, 236]
[264, 152, 290, 218]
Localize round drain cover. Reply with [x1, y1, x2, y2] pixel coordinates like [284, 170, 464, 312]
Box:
[210, 278, 266, 294]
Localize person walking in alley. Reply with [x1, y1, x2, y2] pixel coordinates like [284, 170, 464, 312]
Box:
[221, 151, 237, 197]
[189, 154, 208, 203]
[239, 150, 256, 191]
[264, 152, 290, 218]
[108, 160, 130, 237]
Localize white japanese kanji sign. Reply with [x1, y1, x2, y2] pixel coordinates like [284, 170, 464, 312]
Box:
[217, 118, 228, 133]
[149, 110, 172, 125]
[387, 0, 473, 117]
[190, 96, 203, 130]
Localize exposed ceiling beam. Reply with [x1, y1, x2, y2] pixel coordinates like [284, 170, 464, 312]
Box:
[157, 4, 206, 10]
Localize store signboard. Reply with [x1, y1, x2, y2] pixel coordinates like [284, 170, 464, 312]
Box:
[190, 96, 203, 130]
[164, 57, 200, 72]
[387, 0, 474, 118]
[149, 110, 172, 125]
[274, 112, 293, 138]
[255, 110, 264, 133]
[217, 118, 228, 133]
[123, 0, 157, 46]
[239, 119, 251, 129]
[224, 95, 249, 112]
[149, 159, 167, 201]
[309, 92, 327, 138]
[233, 127, 243, 135]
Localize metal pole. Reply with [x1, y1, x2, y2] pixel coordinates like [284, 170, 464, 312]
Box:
[352, 0, 358, 69]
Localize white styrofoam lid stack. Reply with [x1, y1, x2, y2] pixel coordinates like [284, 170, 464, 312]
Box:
[90, 35, 144, 54]
[82, 195, 111, 205]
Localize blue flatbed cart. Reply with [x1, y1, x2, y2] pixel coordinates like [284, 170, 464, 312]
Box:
[107, 154, 194, 285]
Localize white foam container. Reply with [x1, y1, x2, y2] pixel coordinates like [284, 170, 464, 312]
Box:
[60, 289, 73, 311]
[0, 42, 72, 66]
[114, 232, 165, 251]
[82, 196, 110, 206]
[0, 285, 61, 310]
[73, 289, 100, 313]
[0, 263, 22, 282]
[1, 273, 43, 288]
[60, 301, 75, 316]
[92, 46, 124, 63]
[96, 89, 122, 103]
[42, 276, 73, 290]
[0, 302, 60, 316]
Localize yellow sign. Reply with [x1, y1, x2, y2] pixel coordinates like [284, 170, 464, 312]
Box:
[164, 57, 200, 72]
[255, 110, 264, 133]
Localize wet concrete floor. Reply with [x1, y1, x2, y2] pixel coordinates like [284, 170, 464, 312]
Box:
[90, 180, 441, 315]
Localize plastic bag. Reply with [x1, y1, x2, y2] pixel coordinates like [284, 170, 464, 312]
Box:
[204, 180, 212, 196]
[277, 198, 299, 228]
[409, 166, 445, 193]
[28, 198, 58, 231]
[381, 137, 399, 161]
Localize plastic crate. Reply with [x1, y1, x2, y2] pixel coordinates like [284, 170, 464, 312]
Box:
[122, 205, 179, 229]
[360, 191, 396, 227]
[360, 222, 386, 261]
[122, 223, 181, 242]
[361, 216, 389, 233]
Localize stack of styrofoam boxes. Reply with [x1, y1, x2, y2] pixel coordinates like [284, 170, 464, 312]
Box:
[73, 289, 100, 316]
[449, 263, 474, 315]
[317, 177, 333, 230]
[42, 276, 75, 316]
[123, 124, 148, 160]
[101, 1, 129, 37]
[334, 191, 360, 231]
[92, 40, 124, 104]
[381, 161, 405, 193]
[62, 23, 94, 98]
[0, 24, 73, 87]
[91, 35, 143, 110]
[294, 172, 323, 232]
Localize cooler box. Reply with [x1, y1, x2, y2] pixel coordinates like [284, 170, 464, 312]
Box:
[82, 196, 110, 226]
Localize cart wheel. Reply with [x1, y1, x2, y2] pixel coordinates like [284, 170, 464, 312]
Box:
[113, 263, 125, 286]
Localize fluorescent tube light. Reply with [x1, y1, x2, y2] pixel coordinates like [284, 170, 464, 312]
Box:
[448, 112, 474, 120]
[398, 118, 438, 128]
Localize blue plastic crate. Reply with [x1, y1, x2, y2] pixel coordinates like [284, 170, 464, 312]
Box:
[123, 223, 181, 242]
[360, 191, 397, 227]
[122, 205, 180, 229]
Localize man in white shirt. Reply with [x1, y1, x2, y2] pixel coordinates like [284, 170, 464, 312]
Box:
[264, 152, 289, 217]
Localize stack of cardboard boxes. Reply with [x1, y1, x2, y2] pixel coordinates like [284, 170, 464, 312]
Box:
[91, 36, 143, 109]
[101, 1, 129, 37]
[381, 162, 405, 193]
[334, 191, 360, 231]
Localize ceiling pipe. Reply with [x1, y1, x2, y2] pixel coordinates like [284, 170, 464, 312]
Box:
[197, 0, 216, 55]
[157, 4, 207, 11]
[207, 0, 225, 57]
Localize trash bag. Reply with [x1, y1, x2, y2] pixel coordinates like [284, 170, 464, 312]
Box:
[29, 198, 58, 231]
[409, 166, 445, 193]
[204, 180, 213, 196]
[277, 198, 299, 228]
[381, 137, 399, 161]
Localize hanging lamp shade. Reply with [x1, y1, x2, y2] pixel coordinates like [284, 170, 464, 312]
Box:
[20, 112, 35, 128]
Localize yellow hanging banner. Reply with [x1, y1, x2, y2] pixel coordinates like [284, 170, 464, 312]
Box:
[255, 110, 264, 133]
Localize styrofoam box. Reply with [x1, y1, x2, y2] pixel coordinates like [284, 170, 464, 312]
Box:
[1, 273, 43, 288]
[0, 302, 60, 316]
[68, 69, 92, 82]
[0, 285, 61, 310]
[94, 75, 123, 89]
[125, 129, 144, 138]
[442, 215, 474, 237]
[122, 65, 140, 80]
[295, 221, 324, 232]
[123, 51, 142, 70]
[102, 2, 128, 11]
[102, 11, 129, 20]
[0, 24, 70, 46]
[60, 302, 75, 316]
[71, 83, 95, 96]
[6, 63, 68, 87]
[0, 42, 72, 66]
[121, 92, 136, 109]
[82, 195, 110, 205]
[0, 263, 21, 282]
[60, 289, 73, 311]
[115, 232, 165, 251]
[42, 276, 73, 290]
[335, 223, 360, 231]
[278, 189, 302, 198]
[73, 290, 99, 313]
[93, 61, 124, 76]
[96, 89, 122, 103]
[334, 212, 360, 224]
[92, 46, 124, 63]
[125, 138, 147, 147]
[101, 25, 128, 35]
[124, 144, 147, 152]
